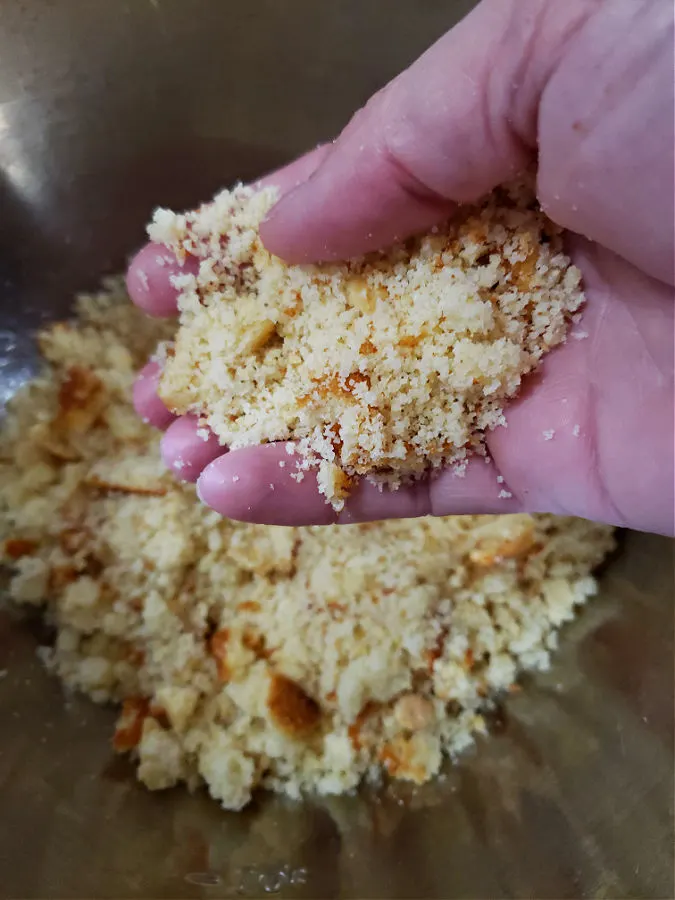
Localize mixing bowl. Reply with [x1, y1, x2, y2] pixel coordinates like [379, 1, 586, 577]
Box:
[0, 2, 673, 896]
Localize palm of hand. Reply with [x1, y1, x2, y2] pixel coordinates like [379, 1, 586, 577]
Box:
[484, 240, 673, 534]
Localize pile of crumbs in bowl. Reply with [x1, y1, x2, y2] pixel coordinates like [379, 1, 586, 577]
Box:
[0, 279, 614, 811]
[155, 177, 585, 509]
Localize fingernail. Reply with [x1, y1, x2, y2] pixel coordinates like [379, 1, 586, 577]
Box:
[196, 474, 207, 505]
[196, 458, 223, 504]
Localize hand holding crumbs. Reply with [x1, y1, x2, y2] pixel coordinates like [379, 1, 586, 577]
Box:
[127, 0, 674, 535]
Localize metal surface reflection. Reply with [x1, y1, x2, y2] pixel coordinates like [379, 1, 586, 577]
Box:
[0, 1, 673, 897]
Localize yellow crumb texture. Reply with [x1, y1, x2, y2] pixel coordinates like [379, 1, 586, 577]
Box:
[153, 179, 584, 508]
[0, 281, 614, 811]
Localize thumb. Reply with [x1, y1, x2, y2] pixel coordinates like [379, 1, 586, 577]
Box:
[261, 0, 594, 263]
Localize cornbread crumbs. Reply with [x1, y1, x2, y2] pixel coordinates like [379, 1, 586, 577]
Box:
[0, 279, 614, 811]
[153, 178, 585, 510]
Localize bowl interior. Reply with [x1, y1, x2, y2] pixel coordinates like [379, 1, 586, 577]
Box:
[0, 2, 673, 896]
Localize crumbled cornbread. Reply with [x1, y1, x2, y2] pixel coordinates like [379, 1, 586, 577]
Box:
[153, 179, 584, 508]
[0, 280, 614, 811]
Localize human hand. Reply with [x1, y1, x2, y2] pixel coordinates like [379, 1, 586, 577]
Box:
[127, 0, 674, 535]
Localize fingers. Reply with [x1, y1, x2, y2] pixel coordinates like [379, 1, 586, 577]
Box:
[260, 0, 594, 263]
[197, 445, 338, 526]
[132, 354, 525, 522]
[126, 243, 199, 317]
[133, 361, 224, 483]
[196, 443, 433, 526]
[133, 355, 525, 523]
[133, 361, 176, 429]
[160, 416, 224, 483]
[195, 444, 521, 526]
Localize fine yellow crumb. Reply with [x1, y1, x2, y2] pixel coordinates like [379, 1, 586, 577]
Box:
[0, 278, 614, 811]
[153, 178, 584, 509]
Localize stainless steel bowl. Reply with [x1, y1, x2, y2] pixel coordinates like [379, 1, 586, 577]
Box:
[0, 2, 673, 896]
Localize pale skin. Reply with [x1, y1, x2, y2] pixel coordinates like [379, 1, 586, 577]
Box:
[127, 0, 674, 535]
